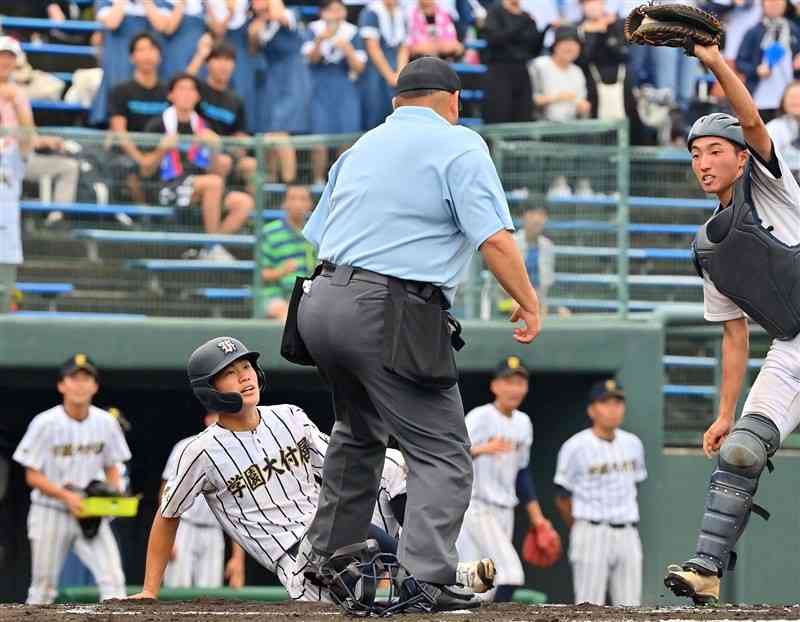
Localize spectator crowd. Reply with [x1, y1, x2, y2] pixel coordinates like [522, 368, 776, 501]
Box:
[7, 0, 800, 317]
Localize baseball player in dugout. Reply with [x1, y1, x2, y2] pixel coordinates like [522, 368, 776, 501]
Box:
[456, 356, 556, 603]
[13, 354, 131, 604]
[664, 41, 800, 606]
[131, 336, 493, 609]
[554, 380, 647, 606]
[161, 413, 246, 589]
[287, 54, 540, 613]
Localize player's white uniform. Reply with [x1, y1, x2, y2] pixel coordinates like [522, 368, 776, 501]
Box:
[702, 150, 800, 443]
[161, 405, 406, 601]
[372, 448, 407, 539]
[162, 436, 226, 588]
[456, 403, 532, 588]
[554, 428, 646, 606]
[13, 405, 131, 604]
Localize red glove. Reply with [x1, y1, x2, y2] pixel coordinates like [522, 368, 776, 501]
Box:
[522, 522, 563, 568]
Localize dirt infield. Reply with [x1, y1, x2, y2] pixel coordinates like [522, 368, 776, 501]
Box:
[3, 601, 800, 622]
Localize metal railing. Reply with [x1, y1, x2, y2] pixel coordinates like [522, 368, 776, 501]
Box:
[5, 120, 717, 321]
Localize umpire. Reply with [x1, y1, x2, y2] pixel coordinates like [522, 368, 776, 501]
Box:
[294, 56, 541, 611]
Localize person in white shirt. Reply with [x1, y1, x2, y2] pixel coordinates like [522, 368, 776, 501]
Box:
[554, 379, 646, 606]
[457, 356, 554, 603]
[766, 79, 800, 178]
[531, 26, 591, 122]
[13, 354, 131, 604]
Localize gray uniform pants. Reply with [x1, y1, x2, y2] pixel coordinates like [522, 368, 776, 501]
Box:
[297, 269, 472, 585]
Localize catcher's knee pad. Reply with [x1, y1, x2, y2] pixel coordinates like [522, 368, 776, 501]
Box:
[688, 414, 780, 576]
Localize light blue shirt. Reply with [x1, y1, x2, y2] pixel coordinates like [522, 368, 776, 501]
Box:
[303, 106, 513, 302]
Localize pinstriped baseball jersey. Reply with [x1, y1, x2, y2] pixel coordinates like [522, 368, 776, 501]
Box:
[13, 405, 132, 508]
[13, 405, 131, 605]
[161, 405, 327, 574]
[465, 404, 533, 507]
[372, 448, 406, 538]
[163, 436, 218, 527]
[554, 428, 646, 523]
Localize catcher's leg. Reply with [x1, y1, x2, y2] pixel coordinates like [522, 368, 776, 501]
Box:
[569, 521, 610, 605]
[74, 519, 126, 600]
[608, 526, 642, 606]
[665, 413, 779, 604]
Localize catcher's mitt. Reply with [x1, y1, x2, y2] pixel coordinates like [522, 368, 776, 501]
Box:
[522, 522, 563, 568]
[624, 3, 722, 57]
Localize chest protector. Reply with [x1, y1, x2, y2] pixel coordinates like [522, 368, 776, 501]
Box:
[692, 161, 800, 340]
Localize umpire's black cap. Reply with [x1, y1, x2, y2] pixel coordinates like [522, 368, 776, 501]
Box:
[493, 356, 529, 380]
[60, 353, 99, 380]
[395, 56, 461, 95]
[588, 378, 625, 403]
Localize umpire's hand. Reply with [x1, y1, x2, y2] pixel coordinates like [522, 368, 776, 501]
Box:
[510, 304, 540, 344]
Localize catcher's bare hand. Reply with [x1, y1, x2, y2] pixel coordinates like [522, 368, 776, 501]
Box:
[756, 62, 772, 79]
[703, 415, 734, 458]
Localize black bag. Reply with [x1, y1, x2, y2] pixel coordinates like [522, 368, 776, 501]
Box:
[382, 277, 465, 390]
[280, 265, 323, 366]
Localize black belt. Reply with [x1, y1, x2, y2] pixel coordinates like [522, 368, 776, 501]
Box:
[588, 520, 638, 529]
[319, 261, 446, 307]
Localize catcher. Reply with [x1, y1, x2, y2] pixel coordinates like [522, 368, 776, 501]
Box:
[456, 357, 560, 603]
[646, 20, 800, 608]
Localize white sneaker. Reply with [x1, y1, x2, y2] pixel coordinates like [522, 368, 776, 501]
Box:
[198, 243, 235, 262]
[456, 559, 495, 594]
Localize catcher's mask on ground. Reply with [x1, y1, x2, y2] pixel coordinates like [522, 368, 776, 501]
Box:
[187, 337, 266, 414]
[318, 540, 435, 617]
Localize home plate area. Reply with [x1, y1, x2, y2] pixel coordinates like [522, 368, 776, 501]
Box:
[3, 602, 800, 622]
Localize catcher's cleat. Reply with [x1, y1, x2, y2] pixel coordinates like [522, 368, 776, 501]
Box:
[456, 559, 495, 594]
[664, 564, 720, 605]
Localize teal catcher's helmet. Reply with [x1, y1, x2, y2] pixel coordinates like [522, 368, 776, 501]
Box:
[187, 336, 265, 413]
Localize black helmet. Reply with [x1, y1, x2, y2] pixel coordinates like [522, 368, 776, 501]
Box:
[687, 113, 746, 151]
[187, 336, 265, 413]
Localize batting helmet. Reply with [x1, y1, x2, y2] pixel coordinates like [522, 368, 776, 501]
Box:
[687, 113, 746, 151]
[187, 336, 265, 413]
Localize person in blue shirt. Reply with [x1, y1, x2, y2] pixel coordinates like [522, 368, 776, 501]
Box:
[249, 0, 311, 184]
[358, 0, 409, 130]
[294, 57, 541, 613]
[303, 0, 367, 184]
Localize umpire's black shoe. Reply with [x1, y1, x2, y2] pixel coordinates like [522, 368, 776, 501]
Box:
[399, 580, 481, 612]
